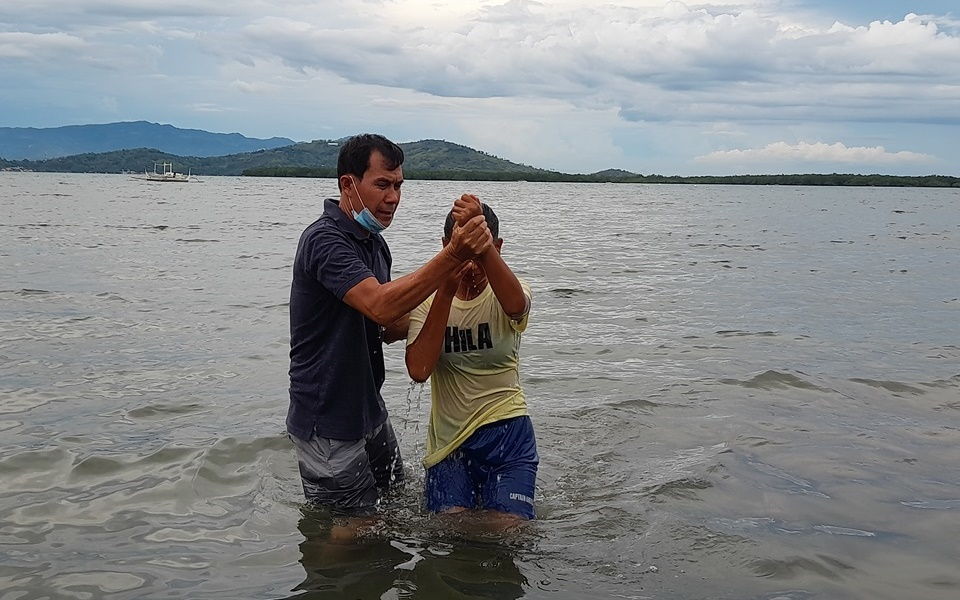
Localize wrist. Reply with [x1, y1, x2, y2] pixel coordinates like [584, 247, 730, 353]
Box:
[477, 245, 495, 261]
[442, 244, 468, 264]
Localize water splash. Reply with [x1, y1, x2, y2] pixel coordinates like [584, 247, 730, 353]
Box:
[403, 380, 427, 467]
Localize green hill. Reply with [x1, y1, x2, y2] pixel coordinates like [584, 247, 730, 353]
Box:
[589, 168, 637, 180]
[0, 138, 550, 177]
[400, 139, 545, 173]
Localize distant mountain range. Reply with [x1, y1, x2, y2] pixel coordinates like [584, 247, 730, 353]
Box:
[0, 121, 295, 160]
[1, 122, 957, 187]
[0, 134, 557, 177]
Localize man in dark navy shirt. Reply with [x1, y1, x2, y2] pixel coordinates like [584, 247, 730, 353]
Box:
[288, 134, 492, 517]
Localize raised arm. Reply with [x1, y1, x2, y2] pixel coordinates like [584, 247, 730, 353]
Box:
[405, 265, 467, 382]
[454, 194, 529, 320]
[343, 214, 491, 325]
[479, 246, 528, 320]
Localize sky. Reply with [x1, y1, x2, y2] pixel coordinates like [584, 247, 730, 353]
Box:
[1, 1, 958, 175]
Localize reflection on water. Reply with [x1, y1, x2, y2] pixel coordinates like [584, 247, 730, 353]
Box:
[291, 507, 527, 599]
[1, 173, 958, 599]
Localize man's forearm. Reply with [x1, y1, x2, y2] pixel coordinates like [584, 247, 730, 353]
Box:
[346, 246, 462, 325]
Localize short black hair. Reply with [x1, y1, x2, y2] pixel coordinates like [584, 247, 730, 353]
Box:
[336, 134, 404, 189]
[444, 203, 499, 240]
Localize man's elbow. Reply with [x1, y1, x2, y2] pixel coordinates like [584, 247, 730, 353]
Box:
[368, 302, 399, 327]
[345, 282, 399, 326]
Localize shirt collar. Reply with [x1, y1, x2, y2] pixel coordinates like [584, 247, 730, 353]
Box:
[323, 198, 378, 242]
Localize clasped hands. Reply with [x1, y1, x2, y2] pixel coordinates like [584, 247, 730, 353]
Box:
[446, 194, 492, 262]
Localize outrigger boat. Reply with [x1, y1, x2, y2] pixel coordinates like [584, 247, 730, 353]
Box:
[137, 162, 192, 182]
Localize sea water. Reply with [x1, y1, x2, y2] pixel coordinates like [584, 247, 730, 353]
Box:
[1, 172, 958, 599]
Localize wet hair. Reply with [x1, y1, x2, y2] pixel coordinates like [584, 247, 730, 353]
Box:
[444, 202, 500, 240]
[336, 134, 404, 189]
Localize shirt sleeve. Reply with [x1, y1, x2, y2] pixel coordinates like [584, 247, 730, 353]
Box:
[406, 297, 431, 346]
[306, 228, 375, 299]
[509, 279, 533, 333]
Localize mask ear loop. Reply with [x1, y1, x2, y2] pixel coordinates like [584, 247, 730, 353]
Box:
[348, 175, 366, 214]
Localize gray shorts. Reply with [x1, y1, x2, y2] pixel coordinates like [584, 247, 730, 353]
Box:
[290, 420, 404, 513]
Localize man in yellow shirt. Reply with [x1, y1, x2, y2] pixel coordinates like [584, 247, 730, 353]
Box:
[406, 196, 537, 526]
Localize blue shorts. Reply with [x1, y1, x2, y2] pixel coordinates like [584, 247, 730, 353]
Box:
[425, 416, 538, 520]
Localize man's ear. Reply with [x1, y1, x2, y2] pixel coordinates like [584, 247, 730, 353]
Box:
[494, 238, 504, 252]
[442, 237, 450, 247]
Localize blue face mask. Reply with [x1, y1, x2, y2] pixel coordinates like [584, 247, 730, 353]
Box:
[349, 176, 388, 234]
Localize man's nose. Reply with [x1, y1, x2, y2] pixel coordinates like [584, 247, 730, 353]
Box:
[385, 189, 400, 204]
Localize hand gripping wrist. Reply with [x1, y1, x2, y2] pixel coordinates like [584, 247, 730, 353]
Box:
[444, 243, 470, 264]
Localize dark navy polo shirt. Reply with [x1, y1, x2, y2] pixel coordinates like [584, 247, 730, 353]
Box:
[287, 198, 392, 441]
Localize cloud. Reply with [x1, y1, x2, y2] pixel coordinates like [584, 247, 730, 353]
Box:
[695, 141, 934, 164]
[233, 5, 960, 126]
[6, 2, 959, 127]
[230, 79, 277, 94]
[188, 102, 236, 112]
[0, 31, 85, 59]
[1, 1, 958, 174]
[0, 0, 240, 21]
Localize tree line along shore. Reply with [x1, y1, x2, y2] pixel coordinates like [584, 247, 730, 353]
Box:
[2, 142, 958, 187]
[242, 166, 960, 187]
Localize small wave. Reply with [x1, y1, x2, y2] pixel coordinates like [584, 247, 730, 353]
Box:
[522, 375, 579, 384]
[549, 288, 592, 298]
[900, 499, 960, 510]
[15, 288, 51, 296]
[69, 446, 202, 482]
[751, 554, 854, 580]
[0, 388, 61, 414]
[0, 419, 22, 432]
[127, 402, 205, 420]
[608, 397, 659, 413]
[710, 517, 876, 539]
[849, 378, 926, 395]
[720, 370, 827, 392]
[736, 435, 780, 448]
[95, 292, 129, 302]
[741, 456, 829, 498]
[642, 476, 712, 501]
[49, 572, 145, 595]
[718, 243, 765, 249]
[176, 238, 221, 243]
[811, 525, 875, 537]
[716, 330, 778, 337]
[925, 374, 960, 388]
[192, 435, 293, 495]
